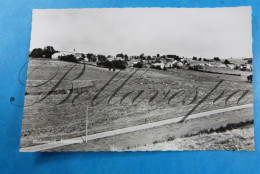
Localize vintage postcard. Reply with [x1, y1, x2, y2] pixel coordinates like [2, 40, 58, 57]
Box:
[18, 7, 254, 152]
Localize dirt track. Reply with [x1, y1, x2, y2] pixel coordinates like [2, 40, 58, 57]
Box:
[20, 103, 253, 152]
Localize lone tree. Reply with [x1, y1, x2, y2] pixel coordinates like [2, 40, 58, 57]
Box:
[214, 57, 220, 61]
[223, 59, 230, 64]
[140, 53, 145, 60]
[133, 62, 143, 68]
[124, 54, 129, 61]
[97, 55, 106, 62]
[111, 60, 127, 69]
[43, 46, 56, 58]
[87, 53, 96, 62]
[97, 60, 127, 70]
[247, 75, 253, 82]
[30, 48, 43, 58]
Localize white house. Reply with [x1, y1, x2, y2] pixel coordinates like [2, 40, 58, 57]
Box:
[176, 62, 184, 67]
[153, 63, 165, 69]
[74, 53, 85, 60]
[226, 64, 236, 69]
[107, 57, 116, 62]
[115, 56, 124, 61]
[246, 64, 253, 71]
[51, 52, 66, 60]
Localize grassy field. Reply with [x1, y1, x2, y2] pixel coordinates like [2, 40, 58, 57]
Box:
[129, 124, 254, 151]
[20, 59, 254, 151]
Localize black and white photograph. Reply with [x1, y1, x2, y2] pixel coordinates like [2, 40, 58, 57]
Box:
[19, 7, 254, 152]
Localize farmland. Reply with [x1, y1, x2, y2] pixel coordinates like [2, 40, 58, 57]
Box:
[20, 58, 254, 151]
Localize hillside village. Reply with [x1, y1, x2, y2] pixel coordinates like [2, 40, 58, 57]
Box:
[30, 46, 253, 77]
[20, 7, 255, 153]
[24, 46, 254, 152]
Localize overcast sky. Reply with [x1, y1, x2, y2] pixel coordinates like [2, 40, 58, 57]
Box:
[30, 7, 252, 59]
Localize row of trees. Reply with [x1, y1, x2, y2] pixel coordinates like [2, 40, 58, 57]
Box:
[192, 57, 211, 61]
[30, 46, 242, 67]
[97, 60, 127, 70]
[30, 47, 182, 62]
[58, 54, 78, 63]
[192, 56, 231, 64]
[150, 65, 167, 71]
[30, 46, 57, 58]
[30, 47, 249, 66]
[134, 54, 180, 61]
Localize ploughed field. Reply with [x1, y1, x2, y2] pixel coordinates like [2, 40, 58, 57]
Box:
[20, 59, 254, 150]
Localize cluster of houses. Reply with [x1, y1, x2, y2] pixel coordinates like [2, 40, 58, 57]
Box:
[50, 51, 252, 72]
[51, 52, 87, 60]
[187, 59, 252, 72]
[128, 55, 186, 69]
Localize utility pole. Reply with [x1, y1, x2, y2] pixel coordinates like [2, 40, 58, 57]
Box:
[85, 104, 88, 143]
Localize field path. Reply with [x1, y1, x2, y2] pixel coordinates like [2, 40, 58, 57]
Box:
[20, 103, 253, 152]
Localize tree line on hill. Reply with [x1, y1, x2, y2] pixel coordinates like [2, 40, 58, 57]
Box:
[30, 46, 182, 62]
[192, 56, 232, 64]
[97, 60, 127, 70]
[30, 46, 57, 58]
[30, 46, 252, 71]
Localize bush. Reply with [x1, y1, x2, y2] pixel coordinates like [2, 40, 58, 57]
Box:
[98, 60, 126, 70]
[116, 53, 124, 58]
[150, 65, 162, 70]
[111, 60, 127, 69]
[188, 65, 203, 71]
[30, 46, 57, 58]
[97, 55, 106, 62]
[58, 54, 78, 63]
[87, 53, 97, 62]
[133, 62, 143, 68]
[214, 57, 220, 61]
[247, 75, 253, 82]
[234, 65, 239, 70]
[97, 60, 112, 68]
[43, 46, 56, 58]
[30, 48, 43, 58]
